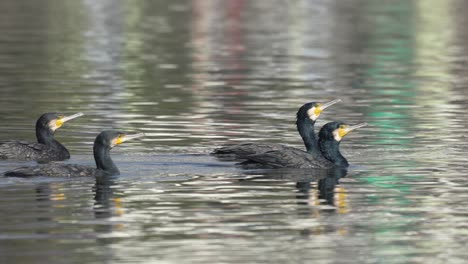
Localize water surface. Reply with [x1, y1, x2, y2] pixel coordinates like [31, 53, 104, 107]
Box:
[1, 0, 468, 263]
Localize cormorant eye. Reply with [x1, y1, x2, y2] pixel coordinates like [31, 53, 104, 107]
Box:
[339, 125, 346, 129]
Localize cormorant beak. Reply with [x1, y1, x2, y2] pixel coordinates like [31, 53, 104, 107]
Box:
[314, 99, 342, 116]
[338, 122, 368, 138]
[54, 112, 84, 130]
[116, 133, 145, 145]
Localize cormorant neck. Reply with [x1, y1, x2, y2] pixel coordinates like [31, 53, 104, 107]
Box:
[318, 139, 349, 167]
[296, 117, 320, 156]
[36, 127, 70, 158]
[93, 144, 120, 175]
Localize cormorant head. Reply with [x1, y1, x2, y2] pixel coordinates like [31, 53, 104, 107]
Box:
[319, 121, 367, 142]
[296, 99, 341, 121]
[94, 130, 145, 149]
[36, 112, 84, 133]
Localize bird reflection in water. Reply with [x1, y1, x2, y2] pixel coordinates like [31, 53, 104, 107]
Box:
[34, 183, 59, 234]
[93, 176, 125, 233]
[246, 168, 347, 208]
[253, 168, 350, 237]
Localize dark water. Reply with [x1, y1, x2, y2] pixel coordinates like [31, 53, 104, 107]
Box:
[1, 0, 468, 263]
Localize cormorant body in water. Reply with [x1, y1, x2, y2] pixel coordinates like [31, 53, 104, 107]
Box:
[0, 112, 83, 162]
[4, 131, 144, 177]
[212, 99, 341, 160]
[244, 122, 367, 169]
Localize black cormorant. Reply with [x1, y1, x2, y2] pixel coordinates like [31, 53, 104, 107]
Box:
[212, 99, 341, 159]
[234, 121, 367, 169]
[4, 130, 145, 177]
[0, 112, 83, 162]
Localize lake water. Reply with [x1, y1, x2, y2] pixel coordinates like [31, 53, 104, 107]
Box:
[1, 0, 468, 263]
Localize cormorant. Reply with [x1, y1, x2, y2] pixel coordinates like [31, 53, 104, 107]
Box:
[0, 112, 83, 162]
[4, 130, 144, 177]
[243, 122, 367, 169]
[212, 99, 341, 159]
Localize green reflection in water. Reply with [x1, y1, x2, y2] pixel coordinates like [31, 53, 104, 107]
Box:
[359, 0, 419, 190]
[123, 1, 146, 87]
[352, 2, 420, 243]
[352, 0, 456, 257]
[362, 1, 415, 148]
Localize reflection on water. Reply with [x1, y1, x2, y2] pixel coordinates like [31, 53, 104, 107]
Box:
[2, 0, 468, 263]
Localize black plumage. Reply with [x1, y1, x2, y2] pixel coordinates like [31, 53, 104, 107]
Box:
[212, 99, 341, 160]
[4, 130, 144, 177]
[0, 112, 83, 162]
[243, 122, 367, 169]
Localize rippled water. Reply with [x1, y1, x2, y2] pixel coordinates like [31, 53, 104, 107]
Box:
[1, 0, 468, 263]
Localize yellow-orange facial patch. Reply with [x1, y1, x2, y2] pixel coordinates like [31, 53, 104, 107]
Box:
[55, 116, 65, 128]
[314, 104, 323, 116]
[332, 125, 349, 141]
[338, 125, 349, 138]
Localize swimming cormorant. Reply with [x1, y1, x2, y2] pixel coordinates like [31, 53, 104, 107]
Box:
[0, 112, 84, 162]
[212, 99, 341, 159]
[4, 130, 145, 177]
[234, 121, 367, 169]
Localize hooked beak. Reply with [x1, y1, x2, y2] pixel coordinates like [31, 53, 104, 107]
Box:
[315, 99, 342, 116]
[116, 133, 145, 145]
[320, 99, 342, 111]
[55, 112, 84, 128]
[339, 122, 368, 138]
